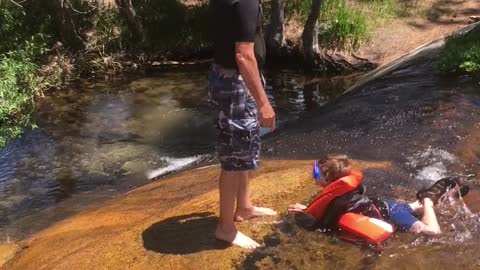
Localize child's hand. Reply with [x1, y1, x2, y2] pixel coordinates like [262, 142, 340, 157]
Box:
[288, 203, 307, 213]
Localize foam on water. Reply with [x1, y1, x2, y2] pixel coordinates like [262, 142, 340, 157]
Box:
[406, 146, 456, 182]
[146, 155, 207, 179]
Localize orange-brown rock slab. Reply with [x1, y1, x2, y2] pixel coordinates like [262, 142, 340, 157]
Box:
[1, 159, 391, 270]
[0, 244, 19, 266]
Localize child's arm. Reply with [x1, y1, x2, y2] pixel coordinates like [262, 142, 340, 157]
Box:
[288, 203, 307, 213]
[409, 198, 441, 235]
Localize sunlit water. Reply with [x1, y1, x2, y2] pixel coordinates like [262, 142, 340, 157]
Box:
[246, 41, 480, 269]
[0, 67, 355, 243]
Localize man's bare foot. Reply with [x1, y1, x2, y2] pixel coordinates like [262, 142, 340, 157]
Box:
[234, 206, 277, 222]
[215, 226, 260, 249]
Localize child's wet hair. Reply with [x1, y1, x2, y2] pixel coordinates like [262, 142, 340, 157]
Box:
[318, 154, 352, 183]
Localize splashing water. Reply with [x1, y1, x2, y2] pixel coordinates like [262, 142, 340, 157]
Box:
[146, 155, 207, 179]
[406, 146, 456, 182]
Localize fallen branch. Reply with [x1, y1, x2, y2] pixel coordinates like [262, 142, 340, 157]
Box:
[65, 0, 97, 14]
[8, 0, 26, 8]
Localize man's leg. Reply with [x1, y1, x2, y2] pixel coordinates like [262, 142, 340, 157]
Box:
[215, 170, 260, 249]
[234, 171, 277, 222]
[210, 69, 275, 248]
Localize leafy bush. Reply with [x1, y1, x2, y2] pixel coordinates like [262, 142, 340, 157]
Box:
[0, 39, 47, 147]
[437, 26, 480, 74]
[0, 3, 52, 52]
[77, 6, 128, 75]
[319, 0, 368, 50]
[91, 6, 127, 52]
[0, 6, 48, 147]
[285, 0, 371, 51]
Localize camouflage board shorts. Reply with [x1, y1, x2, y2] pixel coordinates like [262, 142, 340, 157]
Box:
[208, 66, 260, 171]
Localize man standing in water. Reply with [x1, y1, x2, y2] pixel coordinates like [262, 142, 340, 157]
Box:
[208, 0, 277, 249]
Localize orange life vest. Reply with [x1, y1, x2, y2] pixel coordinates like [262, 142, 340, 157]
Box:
[303, 169, 392, 246]
[304, 169, 363, 220]
[338, 212, 393, 246]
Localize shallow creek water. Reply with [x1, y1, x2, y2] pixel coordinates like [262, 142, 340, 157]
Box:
[0, 67, 355, 243]
[245, 41, 480, 269]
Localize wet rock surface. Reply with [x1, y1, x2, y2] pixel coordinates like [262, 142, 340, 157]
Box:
[0, 160, 316, 269]
[1, 160, 395, 270]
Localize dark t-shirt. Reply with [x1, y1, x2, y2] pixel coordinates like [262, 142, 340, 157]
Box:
[209, 0, 266, 69]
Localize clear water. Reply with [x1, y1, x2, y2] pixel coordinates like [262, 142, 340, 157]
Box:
[0, 68, 354, 242]
[246, 43, 480, 269]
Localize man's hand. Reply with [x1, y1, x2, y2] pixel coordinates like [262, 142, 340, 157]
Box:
[258, 102, 275, 129]
[235, 42, 276, 130]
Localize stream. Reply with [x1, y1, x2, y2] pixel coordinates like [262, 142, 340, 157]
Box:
[0, 67, 355, 243]
[245, 39, 480, 269]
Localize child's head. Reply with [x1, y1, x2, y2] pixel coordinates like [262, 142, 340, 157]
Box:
[315, 154, 352, 187]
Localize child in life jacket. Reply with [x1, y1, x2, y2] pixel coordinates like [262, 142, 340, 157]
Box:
[288, 155, 469, 235]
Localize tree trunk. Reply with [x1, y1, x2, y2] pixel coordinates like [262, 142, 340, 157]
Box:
[302, 0, 323, 66]
[115, 0, 147, 46]
[266, 0, 286, 56]
[46, 0, 84, 50]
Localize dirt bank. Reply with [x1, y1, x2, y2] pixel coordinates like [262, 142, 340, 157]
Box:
[355, 0, 479, 66]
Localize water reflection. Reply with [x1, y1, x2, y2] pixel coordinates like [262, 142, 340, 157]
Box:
[0, 68, 352, 242]
[265, 70, 358, 115]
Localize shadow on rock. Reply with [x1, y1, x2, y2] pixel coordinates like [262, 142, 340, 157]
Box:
[142, 212, 229, 254]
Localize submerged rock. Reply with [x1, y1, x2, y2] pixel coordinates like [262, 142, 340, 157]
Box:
[120, 160, 148, 174]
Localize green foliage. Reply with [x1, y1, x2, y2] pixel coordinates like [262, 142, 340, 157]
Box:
[0, 3, 52, 52]
[437, 26, 480, 74]
[319, 0, 368, 50]
[91, 6, 126, 52]
[0, 39, 47, 147]
[0, 5, 48, 147]
[77, 5, 128, 74]
[284, 0, 394, 51]
[0, 5, 20, 52]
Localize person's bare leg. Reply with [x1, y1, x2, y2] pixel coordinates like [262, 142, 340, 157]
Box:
[215, 170, 260, 249]
[234, 171, 277, 222]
